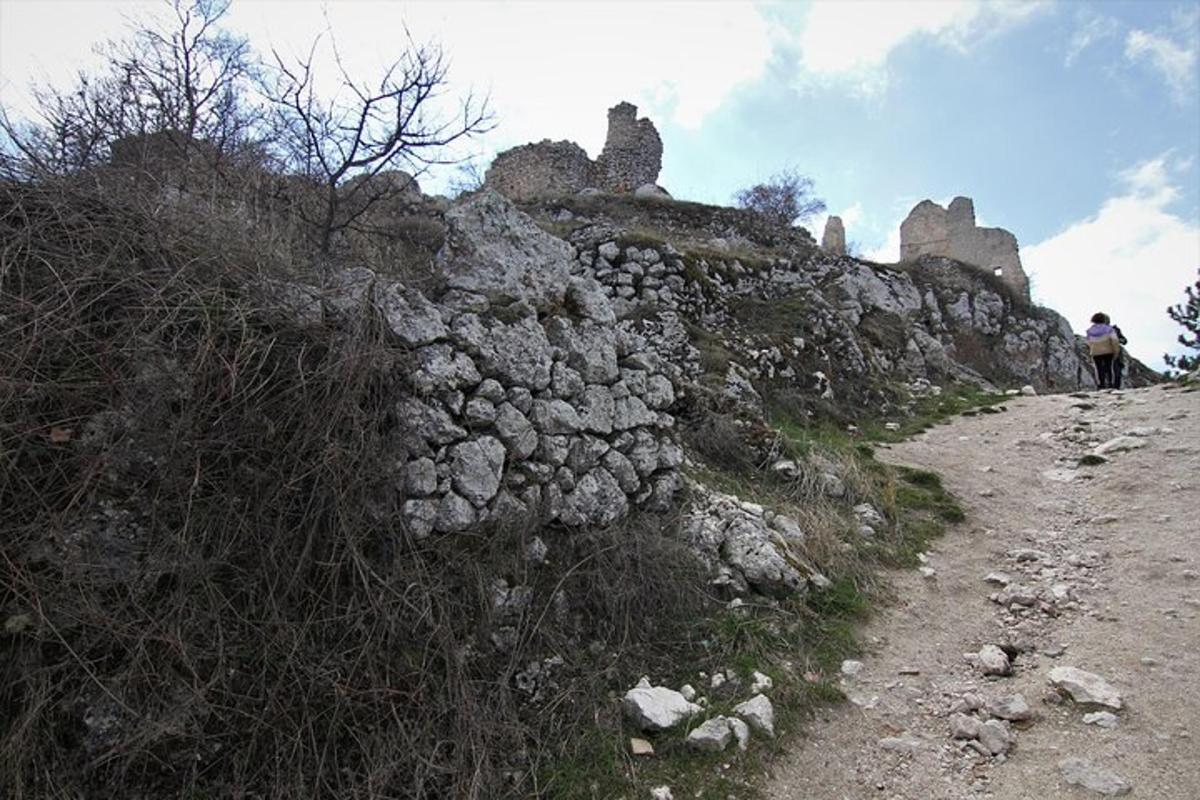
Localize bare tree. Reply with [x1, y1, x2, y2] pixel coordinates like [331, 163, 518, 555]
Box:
[0, 0, 256, 179]
[447, 157, 487, 198]
[268, 32, 492, 254]
[733, 168, 826, 228]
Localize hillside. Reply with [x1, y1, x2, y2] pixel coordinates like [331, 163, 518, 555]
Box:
[0, 165, 1167, 799]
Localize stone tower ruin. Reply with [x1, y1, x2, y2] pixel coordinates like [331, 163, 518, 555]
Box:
[821, 216, 846, 255]
[485, 101, 663, 199]
[899, 196, 1029, 300]
[595, 102, 663, 193]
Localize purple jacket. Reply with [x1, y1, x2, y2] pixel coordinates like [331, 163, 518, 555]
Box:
[1086, 323, 1114, 341]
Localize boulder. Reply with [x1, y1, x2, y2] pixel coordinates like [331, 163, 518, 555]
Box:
[438, 190, 573, 309]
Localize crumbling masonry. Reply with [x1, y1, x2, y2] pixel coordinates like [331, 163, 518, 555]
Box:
[485, 102, 663, 199]
[899, 196, 1030, 300]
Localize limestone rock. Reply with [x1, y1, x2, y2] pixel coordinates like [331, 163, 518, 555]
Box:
[494, 403, 538, 459]
[622, 685, 702, 732]
[976, 720, 1012, 755]
[435, 492, 476, 533]
[560, 468, 628, 526]
[438, 190, 573, 309]
[733, 694, 775, 737]
[987, 694, 1034, 721]
[977, 644, 1012, 676]
[1082, 711, 1119, 729]
[402, 498, 438, 539]
[1058, 758, 1132, 796]
[411, 344, 480, 394]
[404, 458, 438, 496]
[949, 712, 982, 740]
[531, 399, 583, 435]
[449, 437, 506, 508]
[1049, 667, 1123, 710]
[376, 282, 447, 346]
[686, 716, 733, 752]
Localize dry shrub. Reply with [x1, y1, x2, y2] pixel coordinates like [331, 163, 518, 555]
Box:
[0, 179, 714, 798]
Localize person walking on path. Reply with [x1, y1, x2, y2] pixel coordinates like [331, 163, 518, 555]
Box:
[1111, 320, 1129, 389]
[1086, 312, 1122, 389]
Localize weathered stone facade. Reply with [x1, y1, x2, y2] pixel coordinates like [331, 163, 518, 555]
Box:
[483, 140, 595, 201]
[595, 102, 663, 193]
[899, 196, 1029, 300]
[821, 215, 845, 255]
[484, 102, 663, 200]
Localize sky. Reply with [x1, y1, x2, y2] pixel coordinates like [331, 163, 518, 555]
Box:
[2, 0, 1198, 370]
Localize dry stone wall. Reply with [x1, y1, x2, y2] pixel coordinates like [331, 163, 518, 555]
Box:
[309, 190, 683, 539]
[899, 196, 1030, 301]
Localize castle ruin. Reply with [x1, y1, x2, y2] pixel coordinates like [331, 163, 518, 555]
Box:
[899, 196, 1029, 300]
[821, 215, 845, 255]
[484, 102, 663, 199]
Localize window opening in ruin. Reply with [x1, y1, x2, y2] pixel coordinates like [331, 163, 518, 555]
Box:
[993, 267, 1004, 277]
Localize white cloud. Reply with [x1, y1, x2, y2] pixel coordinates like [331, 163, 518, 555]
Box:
[790, 0, 1048, 96]
[1023, 155, 1200, 371]
[227, 2, 772, 150]
[2, 1, 774, 192]
[1124, 11, 1199, 104]
[1064, 10, 1120, 67]
[862, 225, 901, 263]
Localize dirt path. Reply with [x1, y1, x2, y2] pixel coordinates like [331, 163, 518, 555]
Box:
[765, 385, 1199, 799]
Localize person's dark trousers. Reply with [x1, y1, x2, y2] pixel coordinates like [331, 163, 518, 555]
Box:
[1093, 354, 1115, 388]
[1113, 358, 1124, 389]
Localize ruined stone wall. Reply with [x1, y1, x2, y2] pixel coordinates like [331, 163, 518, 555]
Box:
[484, 102, 663, 200]
[296, 191, 682, 539]
[899, 196, 1029, 300]
[595, 102, 663, 193]
[483, 140, 595, 201]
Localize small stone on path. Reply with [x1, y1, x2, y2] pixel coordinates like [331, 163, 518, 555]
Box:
[1058, 757, 1132, 795]
[1048, 667, 1123, 710]
[1082, 711, 1119, 729]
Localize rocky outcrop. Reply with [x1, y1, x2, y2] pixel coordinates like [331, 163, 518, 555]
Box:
[900, 196, 1029, 301]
